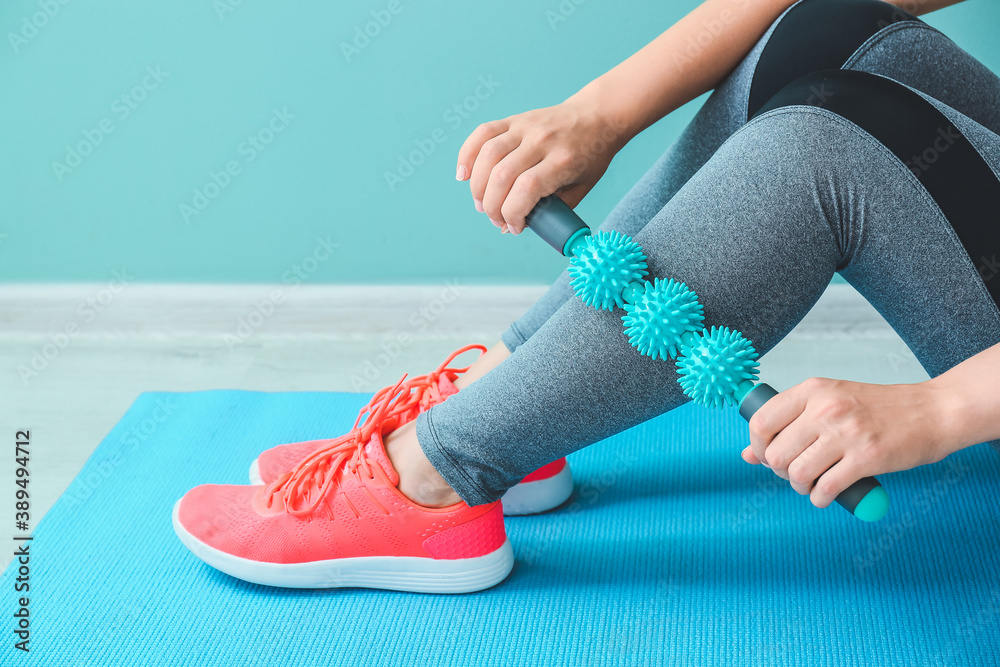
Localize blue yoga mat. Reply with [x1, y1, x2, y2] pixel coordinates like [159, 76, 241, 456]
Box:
[4, 391, 1000, 666]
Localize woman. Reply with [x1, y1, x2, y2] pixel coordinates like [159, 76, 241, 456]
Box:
[173, 0, 1000, 593]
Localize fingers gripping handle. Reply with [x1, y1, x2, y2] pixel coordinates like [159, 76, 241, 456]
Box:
[737, 383, 890, 522]
[524, 195, 592, 257]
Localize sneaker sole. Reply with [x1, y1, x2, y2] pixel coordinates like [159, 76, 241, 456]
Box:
[248, 459, 264, 485]
[500, 464, 574, 516]
[172, 500, 514, 593]
[250, 458, 574, 516]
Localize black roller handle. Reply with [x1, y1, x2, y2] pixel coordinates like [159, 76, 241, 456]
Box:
[524, 195, 591, 256]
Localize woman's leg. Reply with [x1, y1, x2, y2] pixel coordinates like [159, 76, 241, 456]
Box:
[498, 0, 1000, 355]
[400, 71, 1000, 507]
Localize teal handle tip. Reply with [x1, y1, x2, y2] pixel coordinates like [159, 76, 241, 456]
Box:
[852, 485, 890, 522]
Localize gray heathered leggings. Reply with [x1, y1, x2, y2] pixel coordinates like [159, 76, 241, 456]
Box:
[416, 0, 1000, 506]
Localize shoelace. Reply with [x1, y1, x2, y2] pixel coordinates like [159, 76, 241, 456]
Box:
[263, 344, 486, 516]
[358, 343, 486, 428]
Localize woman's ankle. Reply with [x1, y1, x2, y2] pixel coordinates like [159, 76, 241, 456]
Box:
[384, 422, 462, 507]
[381, 340, 510, 507]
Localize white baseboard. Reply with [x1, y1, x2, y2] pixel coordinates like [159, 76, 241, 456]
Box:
[0, 282, 894, 341]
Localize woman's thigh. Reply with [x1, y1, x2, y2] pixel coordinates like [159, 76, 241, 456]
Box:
[504, 0, 1000, 351]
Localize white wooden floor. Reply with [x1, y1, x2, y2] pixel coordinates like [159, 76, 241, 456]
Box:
[0, 283, 928, 570]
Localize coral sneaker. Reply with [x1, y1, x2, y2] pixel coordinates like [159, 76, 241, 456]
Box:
[248, 345, 477, 487]
[173, 378, 513, 593]
[248, 344, 573, 516]
[500, 458, 574, 516]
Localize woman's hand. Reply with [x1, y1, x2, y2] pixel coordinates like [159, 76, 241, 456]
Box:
[455, 97, 627, 234]
[742, 378, 958, 509]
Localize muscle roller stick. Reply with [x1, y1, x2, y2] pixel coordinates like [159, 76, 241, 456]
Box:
[524, 195, 890, 522]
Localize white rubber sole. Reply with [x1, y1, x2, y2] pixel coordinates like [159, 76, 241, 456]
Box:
[250, 457, 574, 516]
[500, 464, 574, 516]
[248, 459, 263, 485]
[172, 500, 514, 593]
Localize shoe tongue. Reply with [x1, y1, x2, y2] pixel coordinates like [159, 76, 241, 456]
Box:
[437, 374, 459, 400]
[362, 429, 399, 486]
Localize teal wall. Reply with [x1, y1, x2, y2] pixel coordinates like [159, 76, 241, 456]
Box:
[2, 0, 997, 284]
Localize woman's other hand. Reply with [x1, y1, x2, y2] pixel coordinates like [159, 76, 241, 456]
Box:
[742, 378, 958, 508]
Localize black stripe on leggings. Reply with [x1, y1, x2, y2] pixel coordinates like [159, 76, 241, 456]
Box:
[754, 68, 1000, 307]
[748, 0, 919, 119]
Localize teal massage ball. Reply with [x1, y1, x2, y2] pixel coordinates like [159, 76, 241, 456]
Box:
[622, 278, 705, 361]
[676, 326, 761, 409]
[524, 195, 890, 522]
[567, 231, 648, 311]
